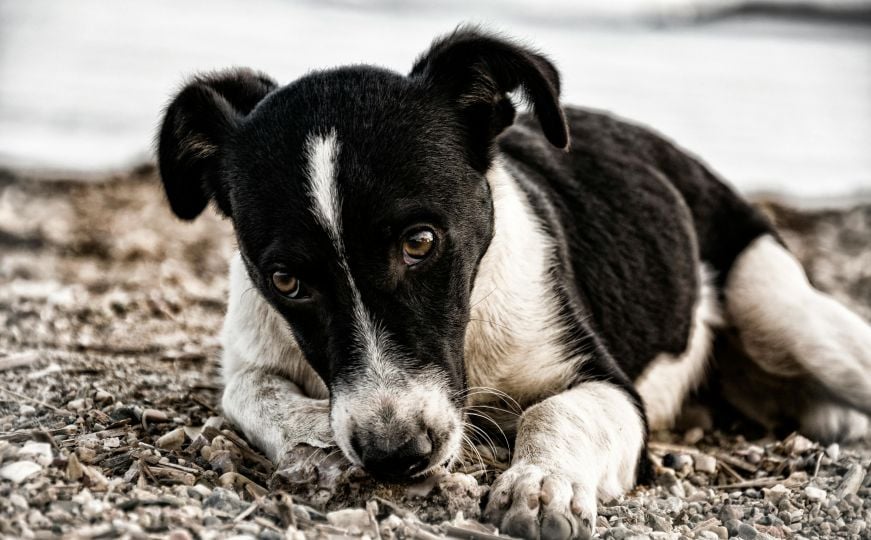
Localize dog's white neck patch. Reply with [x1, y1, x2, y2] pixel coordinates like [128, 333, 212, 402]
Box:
[305, 130, 342, 244]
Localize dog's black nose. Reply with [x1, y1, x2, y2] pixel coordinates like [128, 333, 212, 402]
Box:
[354, 430, 433, 481]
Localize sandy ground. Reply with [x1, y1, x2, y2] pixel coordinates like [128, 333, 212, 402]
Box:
[0, 167, 869, 539]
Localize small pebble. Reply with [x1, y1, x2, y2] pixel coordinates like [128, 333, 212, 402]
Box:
[103, 436, 121, 449]
[19, 404, 36, 416]
[804, 486, 827, 502]
[0, 460, 41, 483]
[764, 484, 790, 505]
[693, 454, 717, 474]
[20, 441, 53, 464]
[327, 508, 373, 534]
[168, 530, 193, 540]
[662, 452, 692, 471]
[737, 522, 758, 539]
[156, 427, 186, 450]
[720, 505, 744, 522]
[9, 493, 28, 511]
[67, 398, 86, 411]
[786, 434, 815, 454]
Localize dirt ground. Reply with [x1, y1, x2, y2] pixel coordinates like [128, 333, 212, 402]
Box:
[0, 166, 869, 539]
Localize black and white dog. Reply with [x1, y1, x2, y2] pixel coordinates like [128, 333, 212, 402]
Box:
[157, 28, 871, 540]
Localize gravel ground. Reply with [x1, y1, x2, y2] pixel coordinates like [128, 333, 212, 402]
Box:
[0, 167, 869, 539]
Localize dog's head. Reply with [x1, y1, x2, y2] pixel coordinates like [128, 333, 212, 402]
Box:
[157, 28, 568, 481]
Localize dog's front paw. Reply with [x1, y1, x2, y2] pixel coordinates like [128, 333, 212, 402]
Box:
[483, 463, 596, 540]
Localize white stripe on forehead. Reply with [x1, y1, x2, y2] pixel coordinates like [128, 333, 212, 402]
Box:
[305, 130, 343, 244]
[303, 129, 397, 384]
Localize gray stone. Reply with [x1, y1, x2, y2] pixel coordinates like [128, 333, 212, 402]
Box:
[662, 453, 693, 471]
[646, 513, 672, 533]
[725, 519, 742, 536]
[607, 526, 629, 540]
[737, 522, 758, 539]
[258, 530, 283, 540]
[720, 505, 744, 522]
[203, 487, 246, 514]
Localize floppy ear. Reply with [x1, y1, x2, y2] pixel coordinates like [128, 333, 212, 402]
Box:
[157, 68, 277, 220]
[409, 27, 569, 170]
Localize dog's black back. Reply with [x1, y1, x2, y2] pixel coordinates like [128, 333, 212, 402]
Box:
[499, 109, 773, 379]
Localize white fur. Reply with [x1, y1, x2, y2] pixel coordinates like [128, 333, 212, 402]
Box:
[485, 381, 645, 537]
[636, 266, 722, 430]
[464, 162, 581, 407]
[305, 131, 342, 243]
[726, 235, 871, 414]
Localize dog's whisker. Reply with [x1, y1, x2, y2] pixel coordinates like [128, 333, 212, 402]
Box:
[298, 446, 338, 471]
[456, 386, 523, 414]
[463, 421, 500, 467]
[463, 403, 520, 418]
[312, 449, 342, 471]
[465, 411, 512, 461]
[460, 432, 486, 473]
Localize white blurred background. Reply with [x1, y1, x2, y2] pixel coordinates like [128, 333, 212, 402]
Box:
[1, 0, 869, 202]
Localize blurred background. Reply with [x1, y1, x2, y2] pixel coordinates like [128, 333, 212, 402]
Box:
[0, 0, 869, 203]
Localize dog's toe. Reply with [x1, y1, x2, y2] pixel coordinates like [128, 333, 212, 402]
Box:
[484, 464, 596, 540]
[485, 463, 544, 538]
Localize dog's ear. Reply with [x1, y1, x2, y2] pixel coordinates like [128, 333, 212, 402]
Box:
[157, 68, 277, 220]
[410, 27, 569, 169]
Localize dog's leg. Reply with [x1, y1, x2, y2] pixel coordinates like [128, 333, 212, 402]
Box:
[220, 253, 333, 464]
[725, 234, 871, 416]
[221, 364, 332, 462]
[483, 381, 644, 540]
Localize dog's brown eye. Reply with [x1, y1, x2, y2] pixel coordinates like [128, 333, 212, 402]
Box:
[271, 272, 301, 298]
[402, 228, 435, 265]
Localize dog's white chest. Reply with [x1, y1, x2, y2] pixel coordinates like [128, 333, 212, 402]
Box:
[462, 165, 579, 409]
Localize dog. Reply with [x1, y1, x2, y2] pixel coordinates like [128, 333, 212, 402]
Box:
[156, 28, 871, 540]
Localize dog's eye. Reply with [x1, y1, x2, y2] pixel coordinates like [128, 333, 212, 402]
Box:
[402, 227, 436, 265]
[271, 271, 303, 298]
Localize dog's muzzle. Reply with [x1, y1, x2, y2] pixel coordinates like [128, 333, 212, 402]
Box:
[331, 375, 462, 482]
